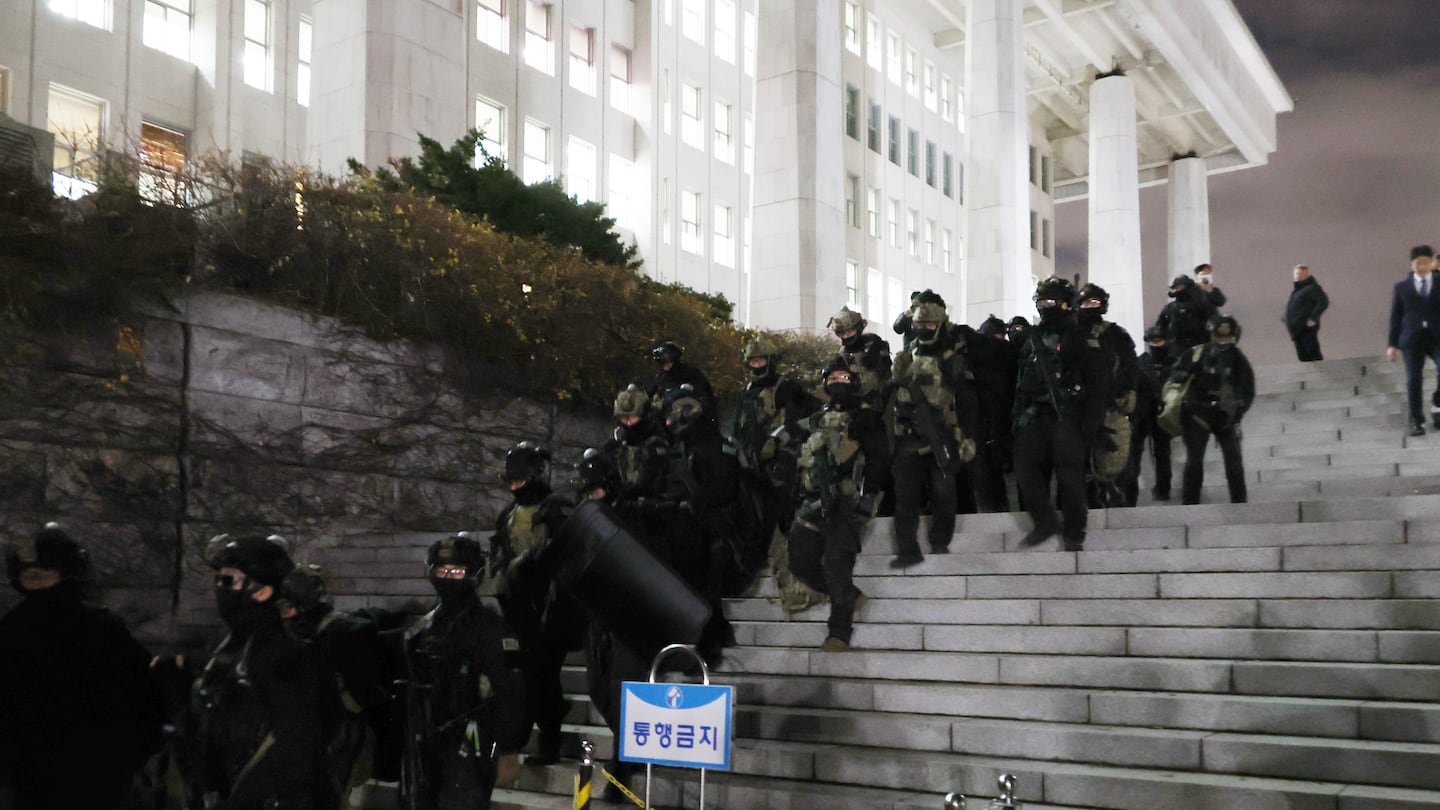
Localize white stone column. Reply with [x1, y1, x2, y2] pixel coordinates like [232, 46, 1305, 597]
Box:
[1167, 156, 1210, 281]
[1087, 73, 1144, 339]
[749, 0, 845, 331]
[964, 0, 1032, 326]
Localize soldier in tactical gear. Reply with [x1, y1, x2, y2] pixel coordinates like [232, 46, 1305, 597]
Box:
[647, 341, 715, 415]
[786, 357, 889, 651]
[189, 534, 322, 809]
[829, 306, 893, 411]
[1074, 283, 1140, 508]
[977, 314, 1019, 482]
[1165, 315, 1256, 505]
[1006, 316, 1031, 346]
[0, 523, 163, 810]
[730, 336, 821, 534]
[888, 299, 980, 567]
[1128, 326, 1174, 502]
[1154, 274, 1218, 358]
[277, 564, 391, 810]
[1013, 277, 1109, 551]
[402, 534, 527, 810]
[489, 442, 582, 767]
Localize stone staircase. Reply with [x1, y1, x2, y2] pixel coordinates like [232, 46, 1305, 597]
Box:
[476, 356, 1440, 809]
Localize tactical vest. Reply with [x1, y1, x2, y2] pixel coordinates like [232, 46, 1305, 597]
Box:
[797, 409, 861, 500]
[892, 348, 961, 437]
[193, 637, 273, 788]
[505, 503, 547, 558]
[733, 384, 781, 468]
[1017, 328, 1094, 420]
[617, 439, 665, 494]
[841, 336, 890, 406]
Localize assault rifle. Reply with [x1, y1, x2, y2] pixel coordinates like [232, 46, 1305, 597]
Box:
[903, 374, 956, 479]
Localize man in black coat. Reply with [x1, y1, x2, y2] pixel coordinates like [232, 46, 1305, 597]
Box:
[1387, 245, 1440, 435]
[1167, 316, 1256, 505]
[1285, 264, 1330, 362]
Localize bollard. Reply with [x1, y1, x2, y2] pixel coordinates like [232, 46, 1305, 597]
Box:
[574, 740, 594, 810]
[943, 792, 968, 809]
[987, 773, 1020, 810]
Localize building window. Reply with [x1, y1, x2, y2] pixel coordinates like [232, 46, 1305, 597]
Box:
[47, 84, 105, 199]
[904, 49, 918, 96]
[923, 62, 936, 111]
[743, 11, 756, 76]
[477, 0, 508, 52]
[942, 152, 954, 198]
[942, 228, 953, 273]
[476, 97, 506, 161]
[865, 15, 882, 70]
[907, 128, 918, 176]
[866, 101, 881, 153]
[242, 0, 271, 91]
[144, 0, 192, 61]
[887, 198, 899, 248]
[866, 187, 879, 236]
[1041, 154, 1052, 193]
[907, 208, 918, 257]
[845, 174, 860, 229]
[296, 17, 312, 107]
[939, 74, 952, 121]
[568, 26, 595, 94]
[844, 85, 859, 140]
[843, 1, 860, 54]
[887, 115, 899, 165]
[681, 0, 705, 44]
[743, 115, 754, 174]
[715, 0, 736, 62]
[957, 161, 965, 203]
[924, 218, 936, 264]
[49, 0, 108, 29]
[714, 102, 733, 163]
[866, 266, 883, 321]
[1029, 146, 1038, 186]
[567, 136, 596, 201]
[846, 261, 860, 308]
[681, 190, 703, 254]
[610, 46, 632, 115]
[925, 140, 936, 187]
[886, 32, 901, 84]
[523, 119, 550, 183]
[714, 204, 734, 267]
[887, 275, 903, 323]
[525, 1, 553, 74]
[1030, 209, 1038, 251]
[681, 83, 704, 150]
[608, 154, 635, 230]
[1043, 218, 1052, 258]
[139, 122, 187, 204]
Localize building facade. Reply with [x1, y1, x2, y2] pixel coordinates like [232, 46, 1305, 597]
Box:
[0, 0, 1288, 338]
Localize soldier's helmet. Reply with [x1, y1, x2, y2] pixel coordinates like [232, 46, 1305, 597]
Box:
[1208, 315, 1242, 344]
[1076, 282, 1110, 314]
[979, 314, 1007, 338]
[207, 534, 295, 588]
[662, 383, 708, 434]
[5, 522, 89, 588]
[820, 354, 862, 396]
[742, 336, 781, 373]
[279, 563, 332, 614]
[574, 447, 621, 496]
[1143, 325, 1166, 344]
[426, 533, 485, 581]
[1168, 274, 1196, 298]
[1033, 277, 1075, 309]
[650, 341, 683, 366]
[827, 307, 866, 336]
[504, 441, 551, 485]
[911, 301, 949, 346]
[614, 383, 651, 420]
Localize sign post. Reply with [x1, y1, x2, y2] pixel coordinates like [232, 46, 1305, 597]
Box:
[618, 644, 734, 809]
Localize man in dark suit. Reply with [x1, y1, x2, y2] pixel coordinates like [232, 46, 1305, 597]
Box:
[1387, 245, 1440, 436]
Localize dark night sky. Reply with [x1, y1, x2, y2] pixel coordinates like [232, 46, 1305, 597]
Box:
[1055, 0, 1440, 365]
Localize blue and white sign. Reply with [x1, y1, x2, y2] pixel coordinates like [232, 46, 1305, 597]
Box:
[618, 682, 733, 771]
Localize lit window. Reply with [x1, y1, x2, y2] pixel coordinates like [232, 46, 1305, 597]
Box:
[886, 33, 901, 84]
[907, 209, 918, 257]
[939, 74, 952, 121]
[843, 2, 859, 54]
[610, 46, 632, 115]
[714, 204, 734, 267]
[942, 152, 953, 198]
[523, 119, 551, 183]
[923, 62, 936, 111]
[476, 97, 506, 162]
[846, 261, 860, 308]
[866, 267, 883, 322]
[48, 0, 108, 29]
[887, 115, 899, 165]
[568, 26, 594, 94]
[608, 154, 635, 230]
[925, 140, 936, 187]
[139, 122, 187, 204]
[904, 49, 918, 96]
[296, 17, 312, 107]
[681, 0, 704, 45]
[867, 101, 880, 152]
[743, 115, 754, 175]
[907, 128, 918, 176]
[942, 228, 953, 273]
[743, 12, 757, 76]
[681, 83, 703, 150]
[844, 85, 858, 140]
[866, 187, 879, 236]
[681, 190, 703, 255]
[566, 136, 596, 201]
[845, 174, 859, 229]
[478, 0, 508, 51]
[243, 0, 271, 91]
[47, 84, 105, 200]
[924, 219, 936, 264]
[144, 0, 192, 61]
[865, 15, 881, 70]
[714, 102, 733, 163]
[714, 0, 735, 63]
[887, 275, 902, 320]
[524, 2, 552, 74]
[887, 198, 899, 248]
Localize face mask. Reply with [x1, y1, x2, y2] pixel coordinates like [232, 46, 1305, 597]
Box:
[840, 332, 864, 351]
[512, 480, 550, 506]
[1077, 309, 1103, 327]
[431, 578, 474, 602]
[824, 382, 859, 402]
[914, 326, 939, 344]
[19, 579, 80, 605]
[748, 363, 772, 379]
[215, 586, 274, 632]
[1038, 305, 1067, 324]
[1149, 345, 1170, 364]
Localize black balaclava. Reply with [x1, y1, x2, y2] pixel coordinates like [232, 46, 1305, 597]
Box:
[216, 579, 278, 634]
[512, 480, 552, 507]
[1077, 307, 1103, 328]
[1149, 343, 1170, 366]
[840, 331, 865, 352]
